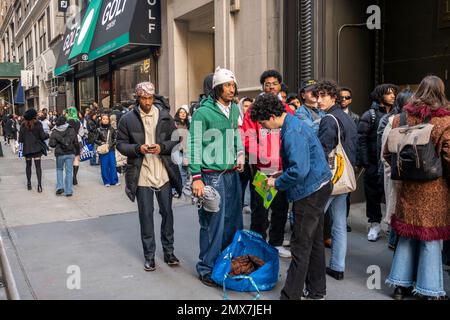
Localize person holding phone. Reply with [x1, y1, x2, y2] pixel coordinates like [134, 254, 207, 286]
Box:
[117, 82, 182, 272]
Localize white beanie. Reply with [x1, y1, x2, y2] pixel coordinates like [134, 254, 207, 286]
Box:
[212, 66, 237, 89]
[177, 105, 190, 114]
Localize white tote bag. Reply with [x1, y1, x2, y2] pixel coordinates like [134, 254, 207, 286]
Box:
[327, 115, 357, 196]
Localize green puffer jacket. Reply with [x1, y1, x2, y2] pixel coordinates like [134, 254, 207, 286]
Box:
[188, 96, 244, 180]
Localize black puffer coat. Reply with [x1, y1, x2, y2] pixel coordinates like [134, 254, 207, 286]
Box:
[116, 104, 182, 202]
[357, 102, 390, 167]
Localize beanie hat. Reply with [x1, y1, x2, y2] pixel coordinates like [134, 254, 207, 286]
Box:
[135, 82, 155, 98]
[24, 108, 37, 121]
[178, 105, 190, 114]
[212, 67, 237, 89]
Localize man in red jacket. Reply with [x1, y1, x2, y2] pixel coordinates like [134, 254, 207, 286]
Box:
[241, 70, 294, 258]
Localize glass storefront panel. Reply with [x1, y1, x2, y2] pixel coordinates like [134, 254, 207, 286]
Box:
[114, 58, 155, 105]
[78, 77, 95, 112]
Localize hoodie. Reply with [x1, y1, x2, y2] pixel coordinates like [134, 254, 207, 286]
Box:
[49, 124, 79, 156]
[188, 96, 244, 181]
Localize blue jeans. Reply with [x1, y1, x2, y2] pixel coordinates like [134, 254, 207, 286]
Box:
[99, 150, 118, 186]
[56, 155, 74, 196]
[324, 193, 348, 273]
[386, 237, 446, 297]
[197, 171, 243, 278]
[90, 152, 98, 165]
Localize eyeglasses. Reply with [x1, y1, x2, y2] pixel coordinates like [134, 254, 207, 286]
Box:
[264, 81, 280, 88]
[341, 96, 352, 101]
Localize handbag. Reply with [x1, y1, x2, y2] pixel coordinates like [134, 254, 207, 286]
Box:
[97, 130, 111, 155]
[327, 115, 357, 196]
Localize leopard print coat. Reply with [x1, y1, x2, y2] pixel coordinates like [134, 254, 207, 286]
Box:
[389, 113, 450, 241]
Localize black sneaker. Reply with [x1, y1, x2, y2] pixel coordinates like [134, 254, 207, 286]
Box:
[56, 189, 64, 196]
[326, 267, 344, 281]
[164, 253, 180, 266]
[393, 286, 414, 300]
[199, 275, 217, 288]
[144, 259, 156, 272]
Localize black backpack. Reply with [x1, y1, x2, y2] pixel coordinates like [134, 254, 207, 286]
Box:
[388, 113, 442, 181]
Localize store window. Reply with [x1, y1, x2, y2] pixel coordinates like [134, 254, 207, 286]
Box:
[114, 58, 155, 105]
[78, 77, 95, 112]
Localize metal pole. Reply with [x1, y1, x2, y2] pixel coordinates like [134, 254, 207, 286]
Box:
[336, 23, 367, 84]
[0, 235, 21, 300]
[10, 79, 15, 115]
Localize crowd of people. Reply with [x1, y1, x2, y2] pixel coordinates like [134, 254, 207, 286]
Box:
[0, 68, 449, 301]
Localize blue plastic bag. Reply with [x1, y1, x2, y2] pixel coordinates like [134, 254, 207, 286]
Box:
[211, 230, 279, 299]
[80, 139, 95, 162]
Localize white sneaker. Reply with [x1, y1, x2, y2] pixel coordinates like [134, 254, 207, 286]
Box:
[276, 246, 292, 258]
[368, 223, 381, 242]
[114, 182, 121, 186]
[105, 184, 111, 188]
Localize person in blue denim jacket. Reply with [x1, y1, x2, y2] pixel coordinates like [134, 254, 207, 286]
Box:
[295, 79, 326, 135]
[250, 93, 333, 300]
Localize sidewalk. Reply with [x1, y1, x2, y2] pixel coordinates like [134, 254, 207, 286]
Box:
[0, 140, 448, 300]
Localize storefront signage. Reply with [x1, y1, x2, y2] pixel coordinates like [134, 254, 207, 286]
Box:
[21, 70, 33, 88]
[102, 0, 128, 30]
[58, 0, 69, 12]
[88, 0, 161, 61]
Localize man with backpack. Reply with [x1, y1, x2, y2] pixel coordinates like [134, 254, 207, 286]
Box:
[357, 84, 398, 242]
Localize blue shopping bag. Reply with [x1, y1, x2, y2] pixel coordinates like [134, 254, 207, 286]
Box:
[18, 142, 24, 158]
[211, 230, 279, 299]
[80, 139, 95, 162]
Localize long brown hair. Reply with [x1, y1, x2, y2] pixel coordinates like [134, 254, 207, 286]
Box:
[410, 75, 449, 110]
[24, 119, 37, 130]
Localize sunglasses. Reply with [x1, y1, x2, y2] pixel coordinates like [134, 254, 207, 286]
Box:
[341, 96, 352, 101]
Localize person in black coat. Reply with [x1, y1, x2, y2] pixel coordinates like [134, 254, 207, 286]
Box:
[49, 116, 79, 197]
[116, 82, 182, 272]
[316, 81, 358, 281]
[18, 109, 49, 193]
[357, 84, 398, 242]
[95, 114, 119, 187]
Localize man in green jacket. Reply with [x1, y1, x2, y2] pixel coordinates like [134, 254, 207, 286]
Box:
[189, 67, 244, 287]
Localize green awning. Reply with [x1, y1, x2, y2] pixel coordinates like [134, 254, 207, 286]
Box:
[68, 0, 103, 66]
[0, 62, 22, 79]
[54, 8, 88, 77]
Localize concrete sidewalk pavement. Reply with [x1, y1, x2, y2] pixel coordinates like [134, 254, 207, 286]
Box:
[0, 140, 449, 300]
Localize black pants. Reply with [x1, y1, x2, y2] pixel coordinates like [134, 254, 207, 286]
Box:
[250, 174, 289, 247]
[136, 183, 174, 260]
[364, 164, 384, 224]
[239, 163, 252, 209]
[280, 182, 333, 300]
[443, 241, 450, 266]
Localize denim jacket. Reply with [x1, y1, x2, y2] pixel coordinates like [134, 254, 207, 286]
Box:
[275, 114, 332, 202]
[295, 105, 326, 135]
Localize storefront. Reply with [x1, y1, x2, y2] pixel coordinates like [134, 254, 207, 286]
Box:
[55, 0, 161, 112]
